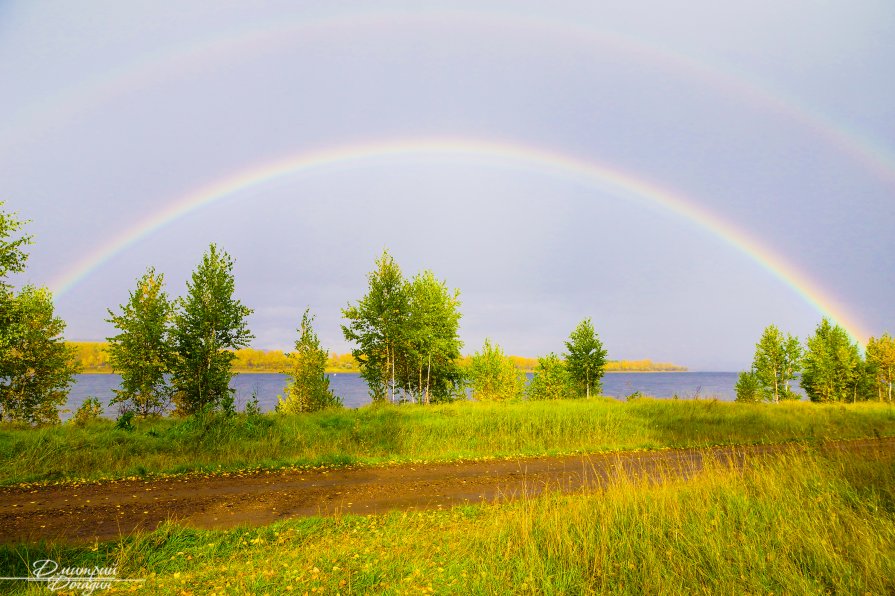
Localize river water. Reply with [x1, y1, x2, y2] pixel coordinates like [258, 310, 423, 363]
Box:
[64, 372, 805, 419]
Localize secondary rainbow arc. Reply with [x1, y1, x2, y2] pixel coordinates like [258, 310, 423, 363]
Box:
[48, 137, 870, 344]
[3, 11, 894, 191]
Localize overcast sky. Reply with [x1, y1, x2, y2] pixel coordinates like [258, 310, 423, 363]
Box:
[1, 1, 893, 370]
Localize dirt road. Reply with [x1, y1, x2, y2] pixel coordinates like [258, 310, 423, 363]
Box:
[1, 437, 891, 544]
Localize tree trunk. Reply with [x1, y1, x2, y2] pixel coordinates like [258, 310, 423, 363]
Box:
[386, 343, 392, 403]
[426, 353, 432, 405]
[773, 372, 779, 404]
[391, 345, 396, 404]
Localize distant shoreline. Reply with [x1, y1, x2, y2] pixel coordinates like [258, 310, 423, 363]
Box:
[76, 369, 694, 375]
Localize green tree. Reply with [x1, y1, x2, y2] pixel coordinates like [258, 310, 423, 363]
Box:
[342, 250, 410, 403]
[801, 319, 862, 403]
[0, 206, 78, 424]
[403, 270, 463, 404]
[751, 324, 802, 403]
[526, 353, 576, 400]
[277, 309, 341, 413]
[865, 333, 895, 402]
[734, 369, 762, 403]
[0, 202, 31, 287]
[563, 318, 607, 398]
[467, 339, 524, 401]
[0, 286, 79, 424]
[106, 267, 174, 416]
[171, 244, 254, 415]
[0, 204, 32, 364]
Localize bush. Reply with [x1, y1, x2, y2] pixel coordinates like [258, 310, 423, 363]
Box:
[71, 397, 103, 426]
[527, 354, 576, 400]
[735, 370, 762, 403]
[115, 410, 135, 432]
[467, 339, 525, 401]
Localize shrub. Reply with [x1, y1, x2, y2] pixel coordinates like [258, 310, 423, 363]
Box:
[71, 397, 103, 426]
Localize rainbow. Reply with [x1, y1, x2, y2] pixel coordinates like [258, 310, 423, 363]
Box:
[4, 10, 895, 190]
[48, 137, 871, 343]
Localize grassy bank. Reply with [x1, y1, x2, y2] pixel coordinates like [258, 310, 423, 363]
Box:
[1, 446, 893, 594]
[1, 399, 893, 485]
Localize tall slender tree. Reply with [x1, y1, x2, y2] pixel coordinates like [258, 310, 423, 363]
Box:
[342, 250, 409, 403]
[106, 267, 174, 416]
[865, 333, 895, 402]
[751, 324, 802, 403]
[171, 244, 254, 414]
[278, 309, 341, 413]
[404, 270, 463, 403]
[801, 319, 862, 403]
[563, 318, 607, 398]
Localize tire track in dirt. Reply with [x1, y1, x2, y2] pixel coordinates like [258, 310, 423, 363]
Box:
[1, 437, 891, 544]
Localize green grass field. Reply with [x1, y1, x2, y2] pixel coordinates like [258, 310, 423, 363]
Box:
[1, 398, 893, 485]
[1, 445, 892, 594]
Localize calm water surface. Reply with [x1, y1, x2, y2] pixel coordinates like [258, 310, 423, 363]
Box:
[65, 372, 804, 419]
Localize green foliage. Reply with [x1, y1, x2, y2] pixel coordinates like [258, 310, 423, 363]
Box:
[106, 267, 174, 416]
[0, 285, 79, 424]
[526, 353, 576, 400]
[866, 333, 895, 402]
[244, 392, 262, 417]
[170, 244, 254, 415]
[734, 370, 762, 403]
[0, 205, 78, 425]
[0, 202, 31, 288]
[467, 339, 524, 401]
[342, 251, 464, 404]
[563, 317, 607, 397]
[278, 309, 341, 414]
[403, 270, 463, 403]
[801, 319, 864, 402]
[749, 324, 802, 402]
[72, 397, 103, 426]
[342, 250, 408, 402]
[115, 410, 135, 431]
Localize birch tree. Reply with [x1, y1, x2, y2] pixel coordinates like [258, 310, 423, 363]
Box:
[0, 205, 78, 424]
[106, 267, 174, 416]
[342, 250, 408, 403]
[752, 324, 802, 403]
[564, 318, 607, 398]
[801, 319, 862, 403]
[866, 333, 895, 402]
[278, 309, 341, 413]
[171, 244, 254, 414]
[404, 270, 463, 403]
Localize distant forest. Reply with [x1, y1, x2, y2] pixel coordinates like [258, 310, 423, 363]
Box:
[68, 342, 687, 374]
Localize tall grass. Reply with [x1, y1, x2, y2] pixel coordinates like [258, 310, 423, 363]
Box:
[1, 447, 892, 594]
[1, 398, 893, 485]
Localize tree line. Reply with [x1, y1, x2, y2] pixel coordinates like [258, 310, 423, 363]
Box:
[1, 202, 892, 426]
[735, 322, 894, 403]
[69, 342, 683, 374]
